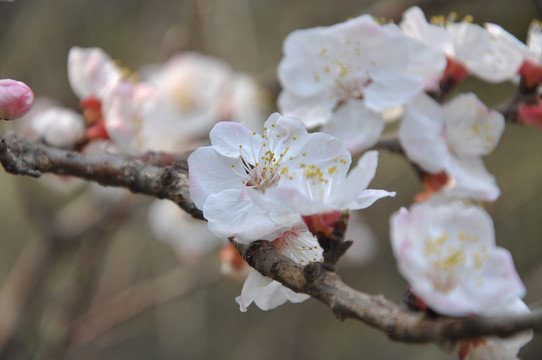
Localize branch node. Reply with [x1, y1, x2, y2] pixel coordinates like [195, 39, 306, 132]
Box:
[303, 262, 321, 283]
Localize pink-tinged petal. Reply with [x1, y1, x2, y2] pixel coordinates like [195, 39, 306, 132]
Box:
[278, 90, 335, 128]
[188, 147, 245, 209]
[203, 189, 290, 243]
[102, 81, 159, 154]
[445, 155, 500, 202]
[68, 47, 122, 100]
[391, 203, 524, 316]
[31, 107, 85, 148]
[0, 79, 34, 120]
[399, 93, 450, 173]
[320, 99, 385, 153]
[235, 269, 309, 312]
[464, 299, 533, 360]
[443, 93, 505, 156]
[278, 27, 336, 98]
[461, 248, 526, 307]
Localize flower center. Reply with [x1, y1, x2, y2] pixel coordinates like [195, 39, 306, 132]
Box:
[272, 226, 323, 265]
[245, 157, 283, 191]
[233, 127, 294, 192]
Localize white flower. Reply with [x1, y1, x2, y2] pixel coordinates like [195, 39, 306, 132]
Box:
[461, 298, 533, 360]
[401, 6, 523, 83]
[390, 203, 526, 316]
[31, 106, 86, 148]
[68, 47, 122, 101]
[250, 150, 395, 216]
[278, 14, 442, 152]
[485, 21, 542, 66]
[143, 52, 264, 139]
[399, 92, 504, 201]
[236, 224, 322, 311]
[102, 80, 191, 154]
[188, 113, 353, 242]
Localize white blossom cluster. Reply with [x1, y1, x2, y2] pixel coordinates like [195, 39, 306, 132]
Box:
[3, 5, 540, 359]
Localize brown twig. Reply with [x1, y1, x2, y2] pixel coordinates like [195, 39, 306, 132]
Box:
[0, 133, 203, 220]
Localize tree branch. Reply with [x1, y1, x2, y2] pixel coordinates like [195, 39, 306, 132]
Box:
[0, 133, 203, 220]
[1, 133, 541, 346]
[231, 240, 542, 344]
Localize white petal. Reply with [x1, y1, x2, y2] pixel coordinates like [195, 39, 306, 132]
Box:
[278, 90, 335, 128]
[390, 203, 523, 316]
[235, 269, 309, 312]
[263, 113, 310, 159]
[400, 6, 453, 53]
[286, 131, 351, 174]
[445, 155, 500, 202]
[466, 299, 533, 360]
[528, 21, 542, 63]
[188, 147, 245, 209]
[399, 93, 450, 173]
[278, 27, 336, 98]
[320, 99, 385, 153]
[443, 93, 505, 156]
[450, 22, 520, 83]
[209, 121, 256, 159]
[31, 107, 85, 148]
[365, 70, 424, 111]
[203, 189, 289, 242]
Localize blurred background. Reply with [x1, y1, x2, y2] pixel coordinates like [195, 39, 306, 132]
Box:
[1, 0, 542, 359]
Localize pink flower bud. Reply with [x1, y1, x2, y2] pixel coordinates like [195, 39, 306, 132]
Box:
[0, 79, 34, 120]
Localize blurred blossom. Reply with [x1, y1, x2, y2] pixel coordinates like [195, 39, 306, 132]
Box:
[219, 243, 249, 280]
[399, 92, 504, 202]
[101, 52, 265, 155]
[0, 79, 34, 120]
[277, 14, 444, 152]
[460, 298, 533, 360]
[342, 210, 378, 265]
[485, 21, 542, 91]
[68, 47, 122, 101]
[144, 52, 264, 138]
[401, 6, 523, 83]
[390, 203, 525, 316]
[31, 106, 86, 148]
[148, 199, 222, 261]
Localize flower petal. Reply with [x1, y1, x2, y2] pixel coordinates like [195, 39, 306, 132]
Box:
[235, 269, 310, 312]
[320, 99, 385, 153]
